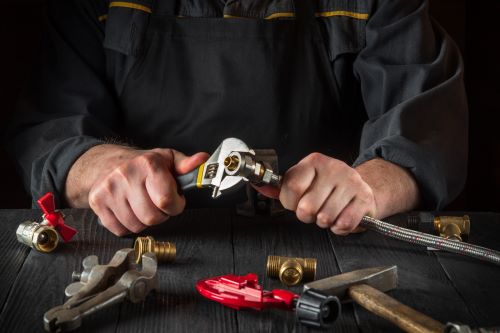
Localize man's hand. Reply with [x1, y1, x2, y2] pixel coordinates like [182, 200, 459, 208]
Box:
[257, 153, 420, 235]
[65, 144, 208, 236]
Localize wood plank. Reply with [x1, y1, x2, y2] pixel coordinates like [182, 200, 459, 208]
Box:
[231, 211, 360, 332]
[328, 218, 476, 332]
[115, 209, 238, 333]
[0, 209, 132, 332]
[0, 209, 39, 311]
[435, 213, 500, 327]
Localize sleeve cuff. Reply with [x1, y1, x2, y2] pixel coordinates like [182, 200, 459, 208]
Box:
[30, 136, 105, 208]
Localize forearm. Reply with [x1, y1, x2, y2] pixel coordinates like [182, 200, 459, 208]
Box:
[64, 144, 139, 207]
[355, 158, 420, 219]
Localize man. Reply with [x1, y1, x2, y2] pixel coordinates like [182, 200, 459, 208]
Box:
[6, 0, 467, 236]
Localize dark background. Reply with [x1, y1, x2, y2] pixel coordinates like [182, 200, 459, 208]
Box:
[0, 0, 498, 210]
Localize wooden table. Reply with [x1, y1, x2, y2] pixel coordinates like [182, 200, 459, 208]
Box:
[0, 209, 499, 332]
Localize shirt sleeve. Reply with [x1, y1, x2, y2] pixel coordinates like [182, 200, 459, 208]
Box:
[5, 0, 118, 207]
[352, 0, 468, 209]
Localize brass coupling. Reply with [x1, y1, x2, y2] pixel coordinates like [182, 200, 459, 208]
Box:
[267, 255, 317, 286]
[16, 221, 59, 253]
[434, 215, 470, 241]
[134, 236, 176, 264]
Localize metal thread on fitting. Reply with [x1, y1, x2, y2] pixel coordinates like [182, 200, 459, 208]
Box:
[267, 255, 317, 286]
[134, 236, 176, 264]
[16, 221, 59, 253]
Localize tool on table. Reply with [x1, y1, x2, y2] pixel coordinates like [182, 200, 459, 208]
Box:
[266, 255, 317, 286]
[134, 236, 176, 264]
[388, 213, 470, 242]
[176, 137, 281, 198]
[37, 192, 77, 242]
[196, 273, 340, 329]
[44, 248, 158, 332]
[15, 192, 77, 252]
[304, 266, 445, 333]
[16, 221, 59, 252]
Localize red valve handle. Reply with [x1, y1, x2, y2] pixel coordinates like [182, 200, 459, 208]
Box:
[37, 192, 77, 242]
[196, 273, 297, 311]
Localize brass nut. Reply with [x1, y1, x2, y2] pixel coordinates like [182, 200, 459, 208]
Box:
[434, 215, 470, 241]
[16, 221, 59, 253]
[134, 236, 176, 264]
[267, 255, 317, 286]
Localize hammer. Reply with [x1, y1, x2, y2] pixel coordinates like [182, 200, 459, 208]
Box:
[304, 266, 445, 333]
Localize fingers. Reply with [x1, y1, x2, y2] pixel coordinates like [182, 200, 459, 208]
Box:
[172, 150, 209, 174]
[96, 208, 128, 236]
[281, 153, 376, 236]
[330, 197, 369, 235]
[128, 179, 169, 226]
[279, 162, 316, 211]
[146, 169, 185, 216]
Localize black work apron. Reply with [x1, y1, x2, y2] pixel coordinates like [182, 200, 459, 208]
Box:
[105, 0, 355, 207]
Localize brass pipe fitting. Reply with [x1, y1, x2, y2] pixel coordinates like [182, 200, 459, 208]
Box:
[434, 215, 470, 241]
[134, 236, 176, 264]
[16, 221, 59, 253]
[267, 255, 317, 286]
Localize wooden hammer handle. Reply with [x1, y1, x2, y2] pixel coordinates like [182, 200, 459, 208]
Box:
[348, 284, 445, 333]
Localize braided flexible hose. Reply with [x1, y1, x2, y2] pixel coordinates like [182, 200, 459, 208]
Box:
[360, 216, 500, 266]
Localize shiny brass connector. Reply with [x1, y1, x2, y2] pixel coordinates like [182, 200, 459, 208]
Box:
[134, 236, 176, 264]
[434, 215, 470, 241]
[16, 221, 59, 253]
[267, 255, 317, 286]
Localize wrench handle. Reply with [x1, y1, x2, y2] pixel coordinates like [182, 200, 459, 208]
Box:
[348, 284, 445, 333]
[176, 164, 204, 192]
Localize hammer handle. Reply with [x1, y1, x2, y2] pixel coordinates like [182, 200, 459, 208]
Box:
[348, 284, 445, 333]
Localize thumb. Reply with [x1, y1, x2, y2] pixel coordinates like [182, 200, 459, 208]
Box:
[251, 184, 280, 199]
[172, 150, 209, 174]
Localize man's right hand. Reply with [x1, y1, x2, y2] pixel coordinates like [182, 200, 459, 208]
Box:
[65, 144, 208, 236]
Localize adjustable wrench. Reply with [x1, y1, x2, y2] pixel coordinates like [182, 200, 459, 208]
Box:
[176, 137, 281, 198]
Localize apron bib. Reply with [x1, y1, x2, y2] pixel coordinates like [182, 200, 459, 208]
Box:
[104, 0, 355, 207]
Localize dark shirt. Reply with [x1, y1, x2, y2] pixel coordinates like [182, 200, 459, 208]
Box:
[6, 0, 468, 209]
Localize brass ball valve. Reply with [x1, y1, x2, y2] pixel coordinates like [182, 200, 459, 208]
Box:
[16, 221, 59, 253]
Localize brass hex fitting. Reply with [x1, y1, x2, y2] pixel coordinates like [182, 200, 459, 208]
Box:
[434, 215, 470, 241]
[16, 221, 59, 253]
[134, 236, 176, 264]
[267, 255, 317, 286]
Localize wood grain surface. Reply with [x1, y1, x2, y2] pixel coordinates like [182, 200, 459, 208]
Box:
[0, 210, 499, 332]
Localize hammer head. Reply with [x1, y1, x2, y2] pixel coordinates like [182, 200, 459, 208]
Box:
[303, 266, 397, 301]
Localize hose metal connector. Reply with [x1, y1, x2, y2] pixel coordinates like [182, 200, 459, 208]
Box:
[16, 221, 59, 253]
[224, 151, 281, 187]
[267, 255, 317, 286]
[134, 236, 176, 264]
[434, 215, 470, 241]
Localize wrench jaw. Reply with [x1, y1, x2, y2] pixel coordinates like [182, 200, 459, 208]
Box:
[197, 137, 252, 199]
